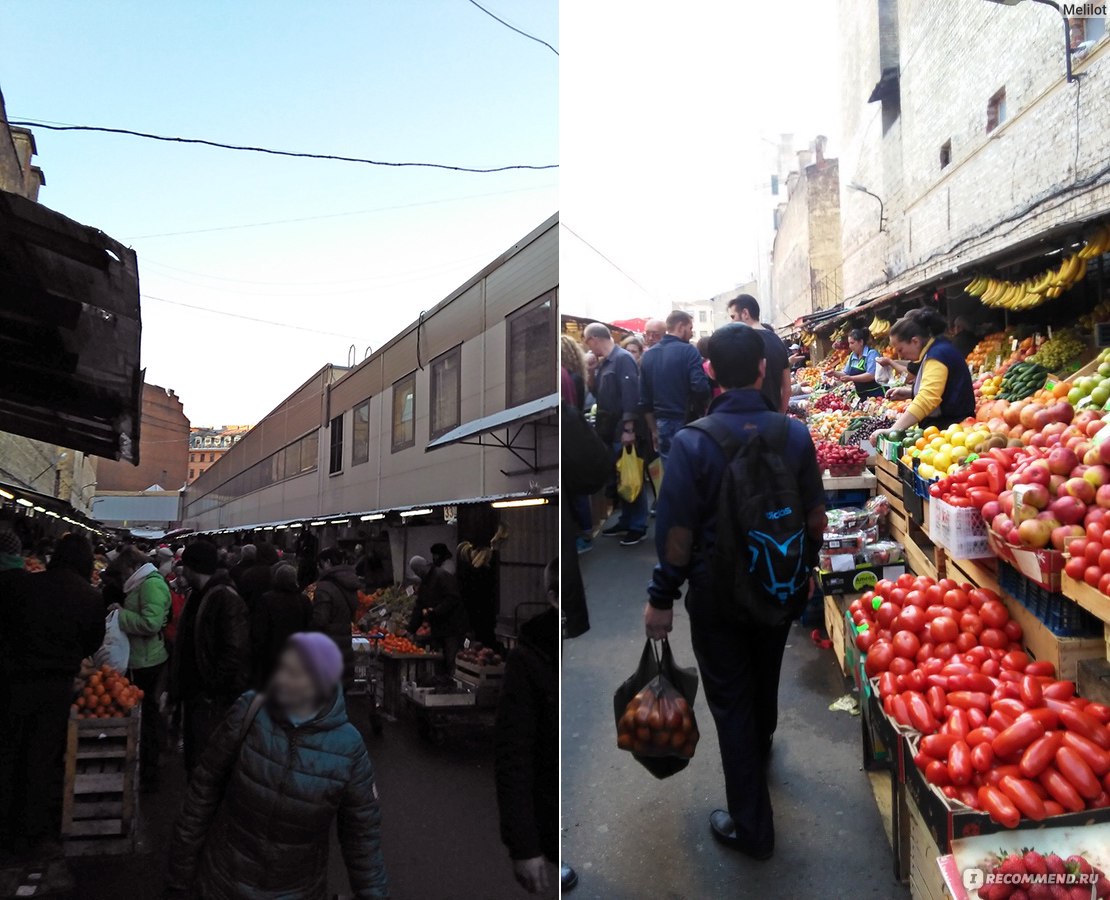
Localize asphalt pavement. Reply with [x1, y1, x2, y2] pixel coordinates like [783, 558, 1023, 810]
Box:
[562, 522, 911, 899]
[64, 697, 529, 900]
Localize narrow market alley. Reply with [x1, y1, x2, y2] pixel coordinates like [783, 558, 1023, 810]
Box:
[562, 530, 910, 900]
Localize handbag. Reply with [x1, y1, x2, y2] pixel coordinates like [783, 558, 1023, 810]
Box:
[563, 403, 612, 495]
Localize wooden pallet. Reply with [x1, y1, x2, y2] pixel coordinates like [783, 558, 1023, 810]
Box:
[907, 792, 953, 900]
[454, 657, 506, 687]
[61, 711, 140, 854]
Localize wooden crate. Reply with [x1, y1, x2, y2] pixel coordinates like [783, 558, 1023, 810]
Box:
[1061, 571, 1110, 623]
[999, 587, 1105, 680]
[900, 521, 946, 583]
[946, 556, 1002, 596]
[824, 592, 849, 676]
[907, 791, 952, 900]
[1077, 657, 1110, 706]
[453, 657, 507, 687]
[62, 710, 140, 852]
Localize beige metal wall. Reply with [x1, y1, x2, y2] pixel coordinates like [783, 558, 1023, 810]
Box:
[182, 215, 558, 531]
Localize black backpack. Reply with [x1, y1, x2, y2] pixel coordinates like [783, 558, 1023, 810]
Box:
[688, 415, 815, 627]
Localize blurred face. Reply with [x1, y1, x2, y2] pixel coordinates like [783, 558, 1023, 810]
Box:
[728, 306, 743, 323]
[674, 321, 694, 342]
[585, 351, 598, 372]
[891, 335, 924, 362]
[626, 342, 642, 363]
[270, 647, 320, 711]
[848, 336, 863, 355]
[644, 323, 665, 346]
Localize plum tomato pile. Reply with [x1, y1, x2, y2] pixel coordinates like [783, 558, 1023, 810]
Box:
[854, 573, 1110, 827]
[816, 441, 869, 477]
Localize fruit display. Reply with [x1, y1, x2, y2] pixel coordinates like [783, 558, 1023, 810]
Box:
[816, 441, 869, 476]
[809, 410, 854, 442]
[854, 574, 1110, 828]
[1080, 298, 1110, 332]
[967, 332, 1010, 371]
[900, 422, 1006, 480]
[1028, 328, 1086, 372]
[616, 678, 699, 759]
[821, 348, 849, 372]
[372, 633, 430, 655]
[353, 585, 415, 635]
[841, 415, 894, 447]
[998, 362, 1051, 401]
[72, 665, 143, 719]
[456, 642, 504, 667]
[976, 849, 1110, 899]
[1066, 348, 1110, 408]
[794, 366, 823, 389]
[868, 315, 891, 339]
[812, 389, 854, 412]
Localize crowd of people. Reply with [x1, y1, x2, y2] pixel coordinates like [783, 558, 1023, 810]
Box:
[0, 527, 559, 897]
[560, 295, 977, 888]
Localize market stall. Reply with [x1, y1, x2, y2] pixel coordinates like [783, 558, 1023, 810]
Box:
[808, 220, 1110, 898]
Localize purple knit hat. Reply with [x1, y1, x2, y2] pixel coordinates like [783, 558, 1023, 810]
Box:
[287, 632, 344, 696]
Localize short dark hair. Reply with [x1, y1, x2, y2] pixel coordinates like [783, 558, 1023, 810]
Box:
[848, 328, 872, 345]
[726, 294, 760, 321]
[890, 308, 947, 343]
[665, 309, 693, 330]
[317, 547, 348, 567]
[256, 542, 279, 566]
[707, 323, 765, 389]
[50, 533, 95, 579]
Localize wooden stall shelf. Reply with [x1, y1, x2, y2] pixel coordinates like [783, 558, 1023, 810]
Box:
[999, 587, 1105, 681]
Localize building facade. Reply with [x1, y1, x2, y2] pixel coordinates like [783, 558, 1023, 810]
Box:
[770, 136, 843, 327]
[96, 383, 190, 492]
[674, 281, 759, 341]
[838, 0, 1110, 304]
[188, 425, 249, 483]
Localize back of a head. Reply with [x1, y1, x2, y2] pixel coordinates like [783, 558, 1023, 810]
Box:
[665, 309, 693, 332]
[583, 322, 612, 342]
[50, 533, 94, 580]
[707, 323, 766, 390]
[256, 541, 279, 566]
[560, 334, 587, 378]
[890, 308, 948, 342]
[728, 294, 760, 321]
[317, 546, 347, 568]
[272, 563, 299, 593]
[115, 545, 149, 572]
[241, 543, 258, 562]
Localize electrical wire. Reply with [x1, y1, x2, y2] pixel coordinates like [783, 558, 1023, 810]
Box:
[122, 182, 556, 241]
[465, 0, 558, 55]
[9, 120, 558, 174]
[141, 293, 370, 339]
[559, 223, 655, 297]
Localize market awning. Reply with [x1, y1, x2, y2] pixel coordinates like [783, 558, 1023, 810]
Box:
[0, 188, 143, 463]
[0, 477, 105, 534]
[425, 393, 559, 468]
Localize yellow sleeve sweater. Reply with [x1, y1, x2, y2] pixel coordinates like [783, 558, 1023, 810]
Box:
[908, 359, 948, 422]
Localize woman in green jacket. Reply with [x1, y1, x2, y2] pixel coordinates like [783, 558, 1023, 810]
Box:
[109, 546, 171, 792]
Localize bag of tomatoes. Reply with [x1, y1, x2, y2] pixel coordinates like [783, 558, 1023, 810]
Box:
[614, 639, 701, 779]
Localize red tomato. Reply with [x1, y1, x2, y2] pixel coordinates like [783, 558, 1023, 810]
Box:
[874, 579, 895, 600]
[888, 656, 915, 676]
[926, 686, 947, 719]
[921, 733, 959, 757]
[1003, 619, 1023, 642]
[948, 740, 973, 785]
[1061, 732, 1110, 777]
[980, 601, 1010, 629]
[875, 602, 901, 629]
[1019, 732, 1063, 779]
[893, 606, 926, 634]
[1090, 521, 1107, 543]
[877, 672, 898, 698]
[1056, 746, 1102, 800]
[947, 708, 971, 738]
[1039, 766, 1086, 812]
[944, 589, 970, 611]
[929, 616, 959, 644]
[955, 632, 978, 653]
[924, 584, 944, 605]
[865, 642, 895, 677]
[896, 573, 916, 591]
[904, 590, 926, 609]
[959, 612, 984, 636]
[1002, 651, 1031, 671]
[1057, 706, 1110, 749]
[971, 741, 995, 773]
[948, 691, 991, 711]
[1043, 680, 1076, 700]
[998, 775, 1047, 821]
[889, 587, 908, 606]
[992, 715, 1046, 758]
[1025, 661, 1056, 678]
[967, 726, 999, 746]
[856, 630, 876, 652]
[907, 692, 939, 734]
[1020, 675, 1043, 708]
[934, 642, 957, 660]
[925, 759, 951, 786]
[916, 642, 936, 664]
[980, 628, 1008, 650]
[892, 631, 920, 660]
[1084, 702, 1110, 724]
[977, 785, 1021, 828]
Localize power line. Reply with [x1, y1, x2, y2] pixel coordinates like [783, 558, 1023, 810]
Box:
[10, 120, 558, 174]
[466, 0, 558, 55]
[122, 182, 556, 240]
[141, 293, 369, 339]
[559, 223, 654, 297]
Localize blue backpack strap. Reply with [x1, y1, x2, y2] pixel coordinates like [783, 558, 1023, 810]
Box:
[686, 415, 742, 459]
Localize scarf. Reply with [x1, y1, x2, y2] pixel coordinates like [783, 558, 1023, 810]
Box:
[124, 562, 158, 594]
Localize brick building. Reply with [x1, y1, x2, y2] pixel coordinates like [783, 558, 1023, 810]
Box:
[188, 425, 249, 483]
[838, 0, 1110, 305]
[770, 136, 843, 327]
[96, 383, 190, 492]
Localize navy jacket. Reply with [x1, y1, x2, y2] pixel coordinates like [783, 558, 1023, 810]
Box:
[915, 336, 976, 425]
[594, 344, 641, 443]
[647, 389, 825, 609]
[639, 333, 710, 421]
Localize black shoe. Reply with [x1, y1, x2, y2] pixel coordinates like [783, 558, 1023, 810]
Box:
[561, 863, 579, 893]
[620, 530, 646, 546]
[709, 810, 773, 860]
[601, 525, 627, 537]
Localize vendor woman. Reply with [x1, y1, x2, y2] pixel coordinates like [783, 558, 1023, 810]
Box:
[835, 328, 885, 399]
[878, 308, 975, 431]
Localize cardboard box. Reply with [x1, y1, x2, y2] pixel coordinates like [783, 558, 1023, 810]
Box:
[986, 528, 1064, 591]
[819, 562, 906, 595]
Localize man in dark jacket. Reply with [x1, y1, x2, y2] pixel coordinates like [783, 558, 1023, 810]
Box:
[238, 541, 278, 616]
[252, 563, 312, 688]
[640, 309, 710, 462]
[229, 543, 256, 592]
[0, 533, 104, 854]
[310, 547, 360, 691]
[174, 541, 251, 773]
[407, 556, 469, 675]
[496, 561, 559, 895]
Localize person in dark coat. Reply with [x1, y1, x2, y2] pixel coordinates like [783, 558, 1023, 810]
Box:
[238, 541, 279, 616]
[0, 533, 105, 855]
[229, 543, 257, 593]
[251, 563, 312, 688]
[167, 632, 389, 899]
[0, 529, 27, 600]
[495, 560, 558, 895]
[310, 548, 359, 691]
[173, 542, 252, 773]
[407, 556, 469, 674]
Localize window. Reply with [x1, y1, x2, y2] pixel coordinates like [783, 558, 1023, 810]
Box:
[328, 414, 344, 474]
[392, 373, 416, 452]
[940, 140, 952, 169]
[300, 430, 319, 472]
[189, 468, 195, 480]
[1071, 16, 1107, 54]
[209, 452, 215, 462]
[698, 310, 707, 323]
[987, 89, 1006, 133]
[429, 347, 462, 440]
[352, 400, 371, 466]
[507, 290, 556, 406]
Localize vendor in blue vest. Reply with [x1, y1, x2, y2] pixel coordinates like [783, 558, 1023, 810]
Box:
[834, 328, 885, 399]
[877, 308, 975, 432]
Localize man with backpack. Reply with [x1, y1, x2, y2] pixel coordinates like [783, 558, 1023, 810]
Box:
[644, 322, 827, 861]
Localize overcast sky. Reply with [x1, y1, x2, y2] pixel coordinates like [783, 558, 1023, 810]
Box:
[560, 0, 840, 325]
[0, 1, 556, 426]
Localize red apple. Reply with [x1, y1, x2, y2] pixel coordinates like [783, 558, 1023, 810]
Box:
[981, 500, 1002, 521]
[1017, 518, 1053, 549]
[1021, 465, 1051, 487]
[1052, 525, 1086, 550]
[1049, 474, 1067, 495]
[1086, 465, 1110, 488]
[1018, 483, 1051, 510]
[1048, 447, 1078, 475]
[1049, 495, 1088, 526]
[1000, 491, 1014, 515]
[992, 513, 1014, 535]
[1063, 477, 1097, 505]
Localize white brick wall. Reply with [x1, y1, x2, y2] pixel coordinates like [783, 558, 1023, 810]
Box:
[840, 0, 1110, 301]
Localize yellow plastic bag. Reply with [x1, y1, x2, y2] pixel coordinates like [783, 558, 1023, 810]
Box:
[616, 445, 644, 503]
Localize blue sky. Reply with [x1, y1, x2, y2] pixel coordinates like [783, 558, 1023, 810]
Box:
[0, 1, 557, 424]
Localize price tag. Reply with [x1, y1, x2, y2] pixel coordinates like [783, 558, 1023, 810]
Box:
[1045, 379, 1057, 393]
[1047, 325, 1054, 340]
[1011, 338, 1019, 352]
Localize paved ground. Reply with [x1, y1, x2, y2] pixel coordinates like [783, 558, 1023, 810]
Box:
[62, 697, 532, 900]
[562, 524, 911, 900]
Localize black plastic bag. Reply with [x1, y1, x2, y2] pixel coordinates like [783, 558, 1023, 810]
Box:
[613, 638, 701, 779]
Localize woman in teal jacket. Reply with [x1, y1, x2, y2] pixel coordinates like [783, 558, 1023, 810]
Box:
[109, 546, 171, 791]
[167, 633, 389, 899]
